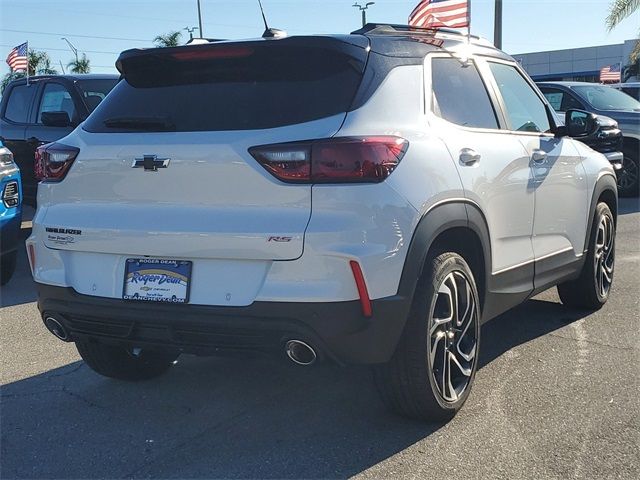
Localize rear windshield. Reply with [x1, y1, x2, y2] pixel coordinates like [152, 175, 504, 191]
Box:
[83, 43, 365, 132]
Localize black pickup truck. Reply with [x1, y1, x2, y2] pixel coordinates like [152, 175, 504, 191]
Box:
[0, 74, 118, 204]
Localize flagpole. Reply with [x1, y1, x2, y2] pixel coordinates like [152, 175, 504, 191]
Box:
[467, 0, 471, 45]
[25, 41, 29, 86]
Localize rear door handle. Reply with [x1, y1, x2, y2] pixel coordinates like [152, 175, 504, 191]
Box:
[531, 149, 547, 165]
[459, 148, 481, 166]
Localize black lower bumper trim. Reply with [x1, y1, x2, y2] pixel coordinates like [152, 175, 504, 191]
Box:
[37, 284, 411, 365]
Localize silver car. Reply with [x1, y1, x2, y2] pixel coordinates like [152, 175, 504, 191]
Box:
[31, 24, 617, 421]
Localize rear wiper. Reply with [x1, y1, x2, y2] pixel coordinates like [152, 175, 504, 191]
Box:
[103, 116, 175, 131]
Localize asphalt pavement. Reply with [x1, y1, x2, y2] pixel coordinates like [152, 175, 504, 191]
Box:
[1, 199, 639, 479]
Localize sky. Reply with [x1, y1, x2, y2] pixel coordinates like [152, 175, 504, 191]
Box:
[0, 0, 638, 76]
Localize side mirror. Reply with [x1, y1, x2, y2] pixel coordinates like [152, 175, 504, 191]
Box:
[41, 111, 71, 127]
[564, 109, 598, 138]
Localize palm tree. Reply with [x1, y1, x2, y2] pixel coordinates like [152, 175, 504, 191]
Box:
[2, 50, 58, 92]
[68, 53, 91, 74]
[28, 50, 57, 75]
[606, 0, 640, 61]
[153, 31, 182, 47]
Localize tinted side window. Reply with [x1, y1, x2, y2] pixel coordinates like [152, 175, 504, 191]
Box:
[489, 63, 551, 133]
[540, 87, 584, 112]
[76, 79, 118, 113]
[3, 84, 37, 123]
[541, 88, 563, 111]
[561, 92, 584, 111]
[431, 57, 498, 129]
[37, 83, 77, 123]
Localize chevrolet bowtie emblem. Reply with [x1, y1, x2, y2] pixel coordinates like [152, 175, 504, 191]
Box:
[132, 155, 170, 171]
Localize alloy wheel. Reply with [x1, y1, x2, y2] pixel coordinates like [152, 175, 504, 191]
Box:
[594, 213, 615, 299]
[428, 271, 478, 403]
[617, 155, 639, 194]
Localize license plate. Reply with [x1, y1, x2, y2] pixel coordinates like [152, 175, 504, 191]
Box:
[123, 258, 192, 303]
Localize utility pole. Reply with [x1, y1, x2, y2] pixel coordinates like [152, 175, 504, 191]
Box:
[353, 2, 375, 27]
[197, 0, 204, 38]
[61, 37, 78, 63]
[59, 60, 65, 74]
[493, 0, 502, 49]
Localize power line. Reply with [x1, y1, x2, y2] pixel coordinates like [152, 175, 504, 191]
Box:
[0, 44, 120, 55]
[0, 28, 150, 43]
[16, 3, 260, 31]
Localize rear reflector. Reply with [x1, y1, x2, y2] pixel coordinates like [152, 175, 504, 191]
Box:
[27, 243, 36, 275]
[350, 260, 372, 318]
[34, 143, 79, 182]
[249, 136, 408, 184]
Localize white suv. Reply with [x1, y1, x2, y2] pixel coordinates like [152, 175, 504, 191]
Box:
[28, 25, 618, 421]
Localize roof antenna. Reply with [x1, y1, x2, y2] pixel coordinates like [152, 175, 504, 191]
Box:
[257, 0, 287, 38]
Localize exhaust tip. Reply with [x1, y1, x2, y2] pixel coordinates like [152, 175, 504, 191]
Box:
[285, 340, 317, 366]
[44, 316, 71, 342]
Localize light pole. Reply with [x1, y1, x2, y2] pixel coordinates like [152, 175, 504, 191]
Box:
[353, 2, 375, 27]
[494, 0, 502, 49]
[61, 37, 78, 63]
[197, 0, 204, 38]
[185, 26, 199, 40]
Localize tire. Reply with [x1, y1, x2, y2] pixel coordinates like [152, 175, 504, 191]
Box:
[557, 202, 615, 310]
[617, 148, 639, 198]
[1, 251, 17, 286]
[76, 340, 178, 381]
[374, 252, 481, 421]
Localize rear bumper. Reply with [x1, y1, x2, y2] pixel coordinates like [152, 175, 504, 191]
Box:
[36, 283, 411, 365]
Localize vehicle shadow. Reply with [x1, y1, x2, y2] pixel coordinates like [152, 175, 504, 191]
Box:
[0, 226, 36, 308]
[618, 197, 640, 216]
[0, 296, 591, 479]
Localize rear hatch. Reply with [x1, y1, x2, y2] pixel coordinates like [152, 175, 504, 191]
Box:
[42, 37, 369, 262]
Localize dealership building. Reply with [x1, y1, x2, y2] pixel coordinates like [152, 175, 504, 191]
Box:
[512, 39, 638, 82]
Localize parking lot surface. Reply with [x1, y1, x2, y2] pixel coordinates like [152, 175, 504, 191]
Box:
[1, 200, 638, 479]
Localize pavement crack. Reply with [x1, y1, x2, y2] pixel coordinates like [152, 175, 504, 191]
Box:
[119, 406, 256, 479]
[548, 331, 637, 351]
[61, 386, 105, 409]
[1, 388, 63, 400]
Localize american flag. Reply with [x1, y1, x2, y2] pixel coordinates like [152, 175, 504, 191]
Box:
[6, 42, 28, 72]
[599, 63, 621, 83]
[408, 0, 469, 29]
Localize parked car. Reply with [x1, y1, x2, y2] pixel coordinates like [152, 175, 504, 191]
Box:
[611, 81, 640, 101]
[538, 81, 640, 196]
[29, 24, 618, 421]
[0, 74, 119, 204]
[554, 111, 624, 171]
[0, 142, 22, 285]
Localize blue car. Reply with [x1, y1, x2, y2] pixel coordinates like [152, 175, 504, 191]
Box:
[1, 142, 22, 285]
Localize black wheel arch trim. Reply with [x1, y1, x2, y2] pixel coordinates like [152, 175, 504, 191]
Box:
[396, 199, 492, 310]
[584, 173, 618, 254]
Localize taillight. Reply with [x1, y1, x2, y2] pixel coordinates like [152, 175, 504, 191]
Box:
[34, 143, 79, 182]
[249, 136, 408, 184]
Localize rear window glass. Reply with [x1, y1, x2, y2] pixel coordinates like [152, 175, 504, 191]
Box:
[3, 83, 37, 123]
[83, 44, 365, 132]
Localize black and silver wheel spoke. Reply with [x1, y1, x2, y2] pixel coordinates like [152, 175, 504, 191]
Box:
[429, 271, 478, 403]
[594, 214, 615, 298]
